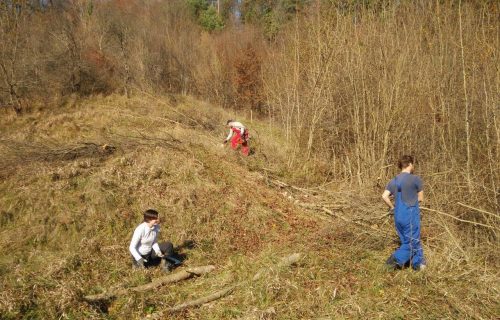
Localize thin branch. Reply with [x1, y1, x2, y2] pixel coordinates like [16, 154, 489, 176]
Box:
[458, 0, 473, 194]
[457, 202, 500, 220]
[421, 207, 499, 232]
[149, 254, 302, 318]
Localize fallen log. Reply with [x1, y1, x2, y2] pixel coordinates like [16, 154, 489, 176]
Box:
[148, 253, 302, 318]
[168, 285, 236, 312]
[84, 265, 215, 302]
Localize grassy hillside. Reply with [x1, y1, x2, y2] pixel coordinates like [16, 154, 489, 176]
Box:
[0, 94, 497, 319]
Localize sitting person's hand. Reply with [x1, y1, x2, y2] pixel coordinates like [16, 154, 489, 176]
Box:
[135, 258, 147, 269]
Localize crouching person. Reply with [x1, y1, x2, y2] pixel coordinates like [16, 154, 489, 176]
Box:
[224, 120, 250, 156]
[129, 209, 181, 272]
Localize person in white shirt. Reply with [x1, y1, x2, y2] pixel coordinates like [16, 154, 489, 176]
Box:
[129, 209, 180, 271]
[223, 120, 250, 156]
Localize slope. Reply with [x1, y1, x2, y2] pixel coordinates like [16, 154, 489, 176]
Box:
[0, 94, 497, 319]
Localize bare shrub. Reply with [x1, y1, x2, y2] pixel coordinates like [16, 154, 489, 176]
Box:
[261, 1, 499, 240]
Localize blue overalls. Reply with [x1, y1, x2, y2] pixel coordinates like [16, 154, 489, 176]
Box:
[392, 175, 425, 269]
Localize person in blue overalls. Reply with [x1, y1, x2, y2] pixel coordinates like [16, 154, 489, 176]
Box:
[382, 155, 426, 271]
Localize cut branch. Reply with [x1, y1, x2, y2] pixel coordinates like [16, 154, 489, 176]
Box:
[456, 202, 500, 220]
[149, 253, 302, 318]
[267, 177, 317, 195]
[421, 207, 500, 232]
[253, 252, 302, 281]
[295, 200, 392, 239]
[168, 285, 236, 313]
[83, 265, 215, 302]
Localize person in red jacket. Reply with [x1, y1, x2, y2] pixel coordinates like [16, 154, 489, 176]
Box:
[223, 120, 250, 156]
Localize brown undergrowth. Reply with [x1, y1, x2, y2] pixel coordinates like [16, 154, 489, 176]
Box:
[0, 94, 497, 319]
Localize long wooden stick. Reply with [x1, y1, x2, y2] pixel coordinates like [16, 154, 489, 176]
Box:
[456, 202, 500, 220]
[168, 285, 236, 313]
[151, 253, 302, 317]
[84, 265, 215, 302]
[421, 207, 499, 231]
[252, 253, 302, 281]
[458, 0, 473, 194]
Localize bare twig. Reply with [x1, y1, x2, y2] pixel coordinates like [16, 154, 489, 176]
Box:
[137, 89, 205, 128]
[421, 207, 499, 232]
[267, 177, 318, 195]
[456, 202, 500, 220]
[0, 140, 115, 164]
[110, 108, 183, 126]
[458, 0, 473, 194]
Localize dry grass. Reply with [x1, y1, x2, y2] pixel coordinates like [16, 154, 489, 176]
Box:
[0, 94, 498, 319]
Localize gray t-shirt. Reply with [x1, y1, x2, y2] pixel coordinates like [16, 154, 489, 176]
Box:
[386, 173, 423, 207]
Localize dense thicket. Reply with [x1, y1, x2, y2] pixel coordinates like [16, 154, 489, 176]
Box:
[261, 1, 499, 235]
[1, 0, 498, 241]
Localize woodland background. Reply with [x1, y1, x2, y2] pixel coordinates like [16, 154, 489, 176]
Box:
[2, 0, 498, 214]
[0, 1, 498, 318]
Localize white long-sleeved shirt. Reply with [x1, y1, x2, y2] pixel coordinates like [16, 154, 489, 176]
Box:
[129, 222, 161, 261]
[225, 121, 245, 141]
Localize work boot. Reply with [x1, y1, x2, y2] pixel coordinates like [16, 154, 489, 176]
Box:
[413, 264, 427, 271]
[384, 255, 400, 271]
[161, 259, 173, 273]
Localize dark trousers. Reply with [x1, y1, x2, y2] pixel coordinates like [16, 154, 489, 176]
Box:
[131, 241, 174, 268]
